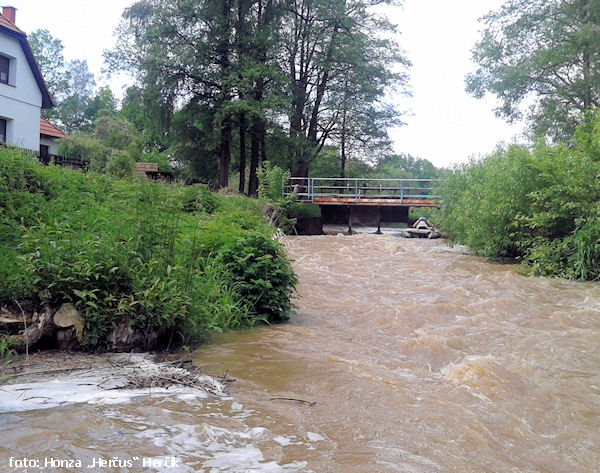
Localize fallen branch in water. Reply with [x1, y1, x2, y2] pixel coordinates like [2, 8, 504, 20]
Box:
[2, 366, 93, 378]
[269, 396, 316, 406]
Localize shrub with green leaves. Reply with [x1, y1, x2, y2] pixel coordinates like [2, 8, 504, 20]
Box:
[257, 161, 289, 201]
[440, 145, 539, 257]
[439, 110, 600, 280]
[0, 336, 18, 359]
[182, 184, 219, 214]
[0, 148, 297, 349]
[257, 161, 297, 234]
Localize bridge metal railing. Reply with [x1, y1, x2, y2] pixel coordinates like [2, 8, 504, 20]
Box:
[283, 177, 440, 203]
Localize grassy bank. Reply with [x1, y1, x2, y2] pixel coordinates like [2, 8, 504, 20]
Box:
[438, 112, 600, 280]
[0, 148, 296, 350]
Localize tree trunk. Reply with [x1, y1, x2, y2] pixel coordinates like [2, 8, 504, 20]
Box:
[248, 126, 260, 196]
[340, 108, 347, 178]
[260, 126, 267, 164]
[217, 0, 232, 188]
[218, 119, 232, 188]
[238, 113, 247, 194]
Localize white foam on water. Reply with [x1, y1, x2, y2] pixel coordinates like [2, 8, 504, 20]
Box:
[273, 435, 292, 446]
[134, 416, 310, 472]
[0, 355, 218, 413]
[306, 432, 325, 442]
[203, 446, 307, 472]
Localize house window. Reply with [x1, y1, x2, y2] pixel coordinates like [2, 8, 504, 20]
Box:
[0, 56, 9, 84]
[0, 119, 6, 143]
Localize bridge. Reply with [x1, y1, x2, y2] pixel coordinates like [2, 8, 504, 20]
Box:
[284, 177, 441, 233]
[284, 177, 440, 206]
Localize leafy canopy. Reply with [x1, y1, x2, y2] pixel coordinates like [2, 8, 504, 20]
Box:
[467, 0, 600, 140]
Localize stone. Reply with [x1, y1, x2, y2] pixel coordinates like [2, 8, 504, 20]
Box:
[38, 289, 50, 303]
[53, 303, 84, 340]
[56, 327, 81, 350]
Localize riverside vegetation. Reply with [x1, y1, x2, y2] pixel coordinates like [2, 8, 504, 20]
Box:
[0, 148, 296, 354]
[438, 111, 600, 281]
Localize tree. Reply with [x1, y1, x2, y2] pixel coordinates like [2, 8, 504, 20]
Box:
[29, 29, 99, 133]
[59, 59, 96, 133]
[108, 0, 237, 187]
[370, 153, 438, 180]
[28, 29, 70, 118]
[282, 0, 408, 176]
[108, 0, 287, 188]
[467, 0, 600, 140]
[108, 0, 408, 187]
[85, 86, 118, 122]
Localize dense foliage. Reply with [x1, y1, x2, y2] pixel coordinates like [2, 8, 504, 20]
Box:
[468, 0, 600, 140]
[106, 0, 409, 188]
[0, 149, 296, 348]
[439, 111, 600, 280]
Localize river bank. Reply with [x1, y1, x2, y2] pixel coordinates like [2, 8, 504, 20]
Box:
[0, 149, 296, 353]
[0, 350, 228, 412]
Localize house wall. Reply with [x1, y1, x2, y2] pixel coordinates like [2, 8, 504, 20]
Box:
[0, 32, 42, 150]
[40, 136, 59, 155]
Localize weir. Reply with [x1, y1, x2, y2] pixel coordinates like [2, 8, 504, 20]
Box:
[284, 177, 442, 232]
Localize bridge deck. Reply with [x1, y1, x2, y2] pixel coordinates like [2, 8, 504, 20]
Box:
[312, 197, 440, 207]
[285, 177, 442, 208]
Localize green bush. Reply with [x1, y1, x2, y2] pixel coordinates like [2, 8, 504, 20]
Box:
[105, 150, 136, 178]
[440, 145, 539, 257]
[139, 149, 172, 173]
[439, 110, 600, 280]
[257, 161, 289, 201]
[0, 336, 18, 359]
[215, 233, 297, 323]
[0, 148, 297, 348]
[182, 184, 219, 214]
[257, 161, 297, 234]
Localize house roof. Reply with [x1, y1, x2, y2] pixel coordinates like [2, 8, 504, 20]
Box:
[0, 13, 54, 109]
[40, 117, 65, 138]
[0, 12, 22, 33]
[135, 162, 159, 177]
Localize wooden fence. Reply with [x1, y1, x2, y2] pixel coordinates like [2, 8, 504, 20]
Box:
[1, 143, 87, 170]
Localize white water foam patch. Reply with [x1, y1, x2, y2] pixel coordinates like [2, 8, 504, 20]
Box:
[134, 415, 311, 472]
[0, 354, 222, 413]
[203, 447, 308, 472]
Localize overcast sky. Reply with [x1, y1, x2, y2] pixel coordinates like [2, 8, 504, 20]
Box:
[7, 0, 524, 168]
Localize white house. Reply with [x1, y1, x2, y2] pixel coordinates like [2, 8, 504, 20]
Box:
[0, 6, 54, 151]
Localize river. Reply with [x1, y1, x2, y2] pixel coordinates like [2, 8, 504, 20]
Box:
[2, 234, 600, 472]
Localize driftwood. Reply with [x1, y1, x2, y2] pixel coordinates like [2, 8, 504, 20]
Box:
[0, 352, 233, 399]
[269, 396, 316, 406]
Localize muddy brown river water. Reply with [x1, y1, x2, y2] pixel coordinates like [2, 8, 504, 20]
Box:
[2, 234, 600, 472]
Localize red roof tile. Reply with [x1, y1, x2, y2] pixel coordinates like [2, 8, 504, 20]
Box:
[0, 12, 23, 34]
[40, 117, 65, 138]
